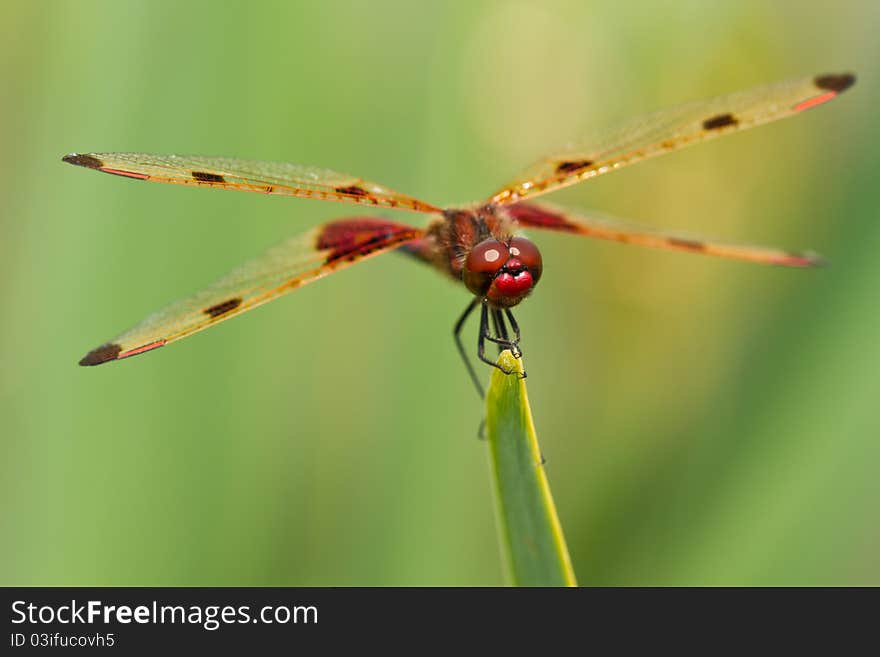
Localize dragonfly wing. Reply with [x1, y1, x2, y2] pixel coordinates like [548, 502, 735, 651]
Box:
[62, 152, 441, 214]
[508, 201, 824, 267]
[490, 73, 855, 205]
[79, 217, 423, 365]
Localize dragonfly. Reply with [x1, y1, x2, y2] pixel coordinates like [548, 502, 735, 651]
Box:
[66, 72, 855, 396]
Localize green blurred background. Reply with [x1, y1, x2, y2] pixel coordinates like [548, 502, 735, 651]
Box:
[2, 0, 877, 586]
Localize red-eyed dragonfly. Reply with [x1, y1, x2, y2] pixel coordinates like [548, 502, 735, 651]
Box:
[66, 72, 855, 396]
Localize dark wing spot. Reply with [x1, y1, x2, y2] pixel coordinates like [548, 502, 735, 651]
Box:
[555, 160, 593, 174]
[335, 185, 369, 197]
[192, 171, 226, 183]
[668, 237, 706, 252]
[702, 113, 739, 131]
[814, 73, 856, 93]
[79, 343, 122, 366]
[62, 153, 104, 169]
[204, 297, 243, 318]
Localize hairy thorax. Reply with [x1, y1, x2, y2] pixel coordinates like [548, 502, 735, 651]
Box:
[427, 204, 516, 280]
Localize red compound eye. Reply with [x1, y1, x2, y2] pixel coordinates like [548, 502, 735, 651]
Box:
[463, 239, 509, 296]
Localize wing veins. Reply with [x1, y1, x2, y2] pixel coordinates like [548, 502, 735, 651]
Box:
[490, 73, 855, 204]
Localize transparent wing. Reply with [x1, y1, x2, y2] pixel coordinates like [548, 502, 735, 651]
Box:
[63, 152, 441, 214]
[490, 73, 855, 205]
[79, 218, 423, 366]
[508, 201, 824, 267]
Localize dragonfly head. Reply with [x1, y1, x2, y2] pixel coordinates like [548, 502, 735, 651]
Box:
[463, 236, 543, 307]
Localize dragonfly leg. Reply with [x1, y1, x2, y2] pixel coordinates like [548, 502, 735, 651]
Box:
[484, 310, 517, 349]
[455, 300, 523, 399]
[496, 308, 525, 378]
[490, 309, 508, 355]
[453, 298, 484, 399]
[504, 308, 523, 359]
[478, 303, 516, 376]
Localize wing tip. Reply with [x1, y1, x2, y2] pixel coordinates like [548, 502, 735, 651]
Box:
[63, 153, 104, 169]
[780, 251, 828, 268]
[814, 72, 856, 94]
[79, 343, 122, 366]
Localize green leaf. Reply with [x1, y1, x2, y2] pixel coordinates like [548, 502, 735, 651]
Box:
[485, 350, 577, 587]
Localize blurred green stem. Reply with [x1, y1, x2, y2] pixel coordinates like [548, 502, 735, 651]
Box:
[485, 350, 577, 587]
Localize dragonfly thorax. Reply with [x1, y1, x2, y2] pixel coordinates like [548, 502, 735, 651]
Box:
[462, 236, 543, 308]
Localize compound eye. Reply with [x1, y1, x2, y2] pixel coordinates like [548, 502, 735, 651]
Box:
[466, 239, 509, 274]
[463, 239, 509, 296]
[508, 237, 542, 284]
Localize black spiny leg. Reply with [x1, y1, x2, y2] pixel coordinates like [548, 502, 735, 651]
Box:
[490, 309, 507, 355]
[455, 300, 524, 401]
[478, 303, 515, 375]
[484, 309, 515, 350]
[504, 308, 525, 378]
[504, 308, 522, 358]
[454, 298, 484, 398]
